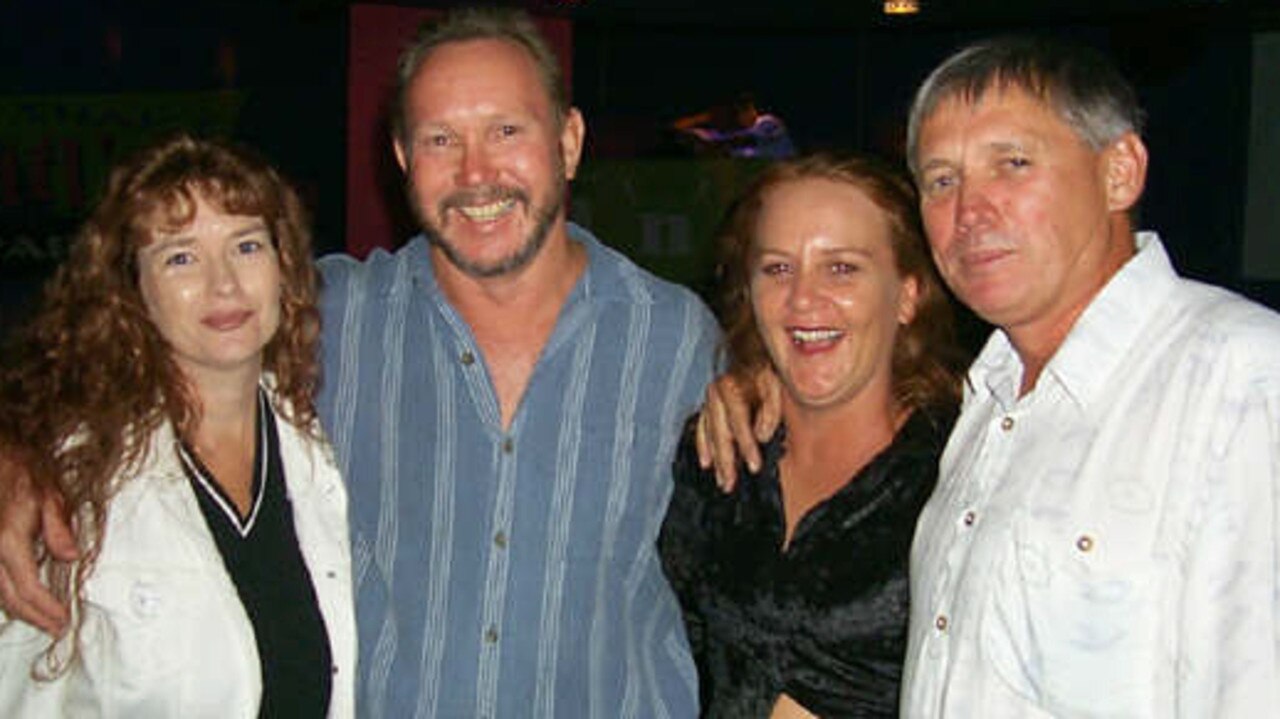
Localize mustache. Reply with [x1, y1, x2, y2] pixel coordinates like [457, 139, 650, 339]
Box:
[440, 185, 528, 214]
[948, 229, 1018, 255]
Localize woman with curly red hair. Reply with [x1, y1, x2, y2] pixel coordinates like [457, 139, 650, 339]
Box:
[0, 135, 354, 716]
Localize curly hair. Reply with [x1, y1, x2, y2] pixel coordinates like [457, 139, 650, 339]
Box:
[0, 134, 320, 675]
[717, 153, 964, 414]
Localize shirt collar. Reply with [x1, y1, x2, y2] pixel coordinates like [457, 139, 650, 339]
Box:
[968, 231, 1179, 410]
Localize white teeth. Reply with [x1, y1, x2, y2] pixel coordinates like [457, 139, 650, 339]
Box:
[790, 328, 842, 343]
[457, 199, 515, 221]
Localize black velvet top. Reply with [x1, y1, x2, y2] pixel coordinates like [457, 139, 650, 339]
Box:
[658, 406, 955, 718]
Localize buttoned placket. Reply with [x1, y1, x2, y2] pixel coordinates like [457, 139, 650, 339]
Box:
[453, 333, 522, 715]
[927, 400, 1022, 664]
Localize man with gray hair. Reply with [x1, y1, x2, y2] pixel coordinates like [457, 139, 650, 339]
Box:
[694, 35, 1280, 717]
[902, 37, 1280, 716]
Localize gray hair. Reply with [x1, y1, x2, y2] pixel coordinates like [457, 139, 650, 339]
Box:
[391, 6, 568, 147]
[906, 36, 1145, 176]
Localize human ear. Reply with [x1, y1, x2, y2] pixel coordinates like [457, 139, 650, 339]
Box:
[897, 275, 920, 326]
[560, 108, 586, 181]
[392, 135, 409, 174]
[1103, 132, 1148, 213]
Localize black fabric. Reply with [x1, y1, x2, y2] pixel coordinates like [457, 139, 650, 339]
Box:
[658, 406, 956, 718]
[183, 391, 333, 718]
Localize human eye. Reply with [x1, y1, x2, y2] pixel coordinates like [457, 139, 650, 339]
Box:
[921, 170, 957, 197]
[1002, 155, 1031, 170]
[830, 261, 861, 276]
[417, 129, 453, 150]
[494, 123, 522, 140]
[236, 237, 267, 255]
[163, 250, 195, 268]
[757, 261, 791, 278]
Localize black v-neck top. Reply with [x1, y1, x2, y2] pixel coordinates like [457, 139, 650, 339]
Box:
[180, 390, 333, 718]
[658, 406, 956, 718]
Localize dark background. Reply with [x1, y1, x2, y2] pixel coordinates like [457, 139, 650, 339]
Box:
[3, 0, 1278, 338]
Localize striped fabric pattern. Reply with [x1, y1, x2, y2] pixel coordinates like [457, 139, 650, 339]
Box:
[316, 225, 719, 718]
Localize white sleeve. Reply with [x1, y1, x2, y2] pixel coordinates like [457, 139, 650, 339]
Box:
[1176, 367, 1280, 717]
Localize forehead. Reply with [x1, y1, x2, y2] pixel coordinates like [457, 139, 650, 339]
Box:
[917, 86, 1079, 154]
[755, 177, 890, 250]
[407, 38, 550, 120]
[142, 192, 263, 241]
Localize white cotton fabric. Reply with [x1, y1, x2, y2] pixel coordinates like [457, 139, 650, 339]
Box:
[903, 233, 1280, 718]
[0, 392, 355, 718]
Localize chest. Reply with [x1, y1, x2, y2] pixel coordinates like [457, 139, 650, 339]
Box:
[471, 320, 557, 430]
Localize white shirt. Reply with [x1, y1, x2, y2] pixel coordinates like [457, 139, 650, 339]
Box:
[902, 233, 1280, 718]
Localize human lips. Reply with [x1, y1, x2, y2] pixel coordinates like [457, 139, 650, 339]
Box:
[788, 326, 844, 348]
[442, 187, 526, 224]
[202, 309, 253, 331]
[456, 198, 516, 222]
[948, 235, 1018, 274]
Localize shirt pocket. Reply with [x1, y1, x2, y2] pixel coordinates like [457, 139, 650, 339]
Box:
[80, 563, 246, 711]
[980, 512, 1161, 717]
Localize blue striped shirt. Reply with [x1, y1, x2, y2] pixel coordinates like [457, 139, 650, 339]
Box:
[316, 224, 719, 718]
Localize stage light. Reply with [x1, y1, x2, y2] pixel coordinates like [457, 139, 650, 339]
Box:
[884, 0, 920, 15]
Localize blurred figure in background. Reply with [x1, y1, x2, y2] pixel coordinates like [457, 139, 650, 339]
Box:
[673, 92, 796, 160]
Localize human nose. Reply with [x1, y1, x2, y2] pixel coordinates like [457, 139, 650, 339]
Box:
[954, 176, 994, 238]
[457, 137, 494, 186]
[786, 267, 821, 311]
[208, 254, 240, 295]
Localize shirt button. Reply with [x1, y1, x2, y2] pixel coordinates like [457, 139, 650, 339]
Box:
[962, 510, 976, 526]
[1000, 416, 1015, 431]
[1076, 534, 1095, 552]
[460, 350, 475, 366]
[326, 570, 337, 579]
[494, 531, 508, 548]
[484, 626, 499, 643]
[935, 614, 948, 632]
[501, 438, 514, 453]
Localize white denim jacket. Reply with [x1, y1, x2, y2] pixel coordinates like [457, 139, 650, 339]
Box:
[0, 393, 356, 718]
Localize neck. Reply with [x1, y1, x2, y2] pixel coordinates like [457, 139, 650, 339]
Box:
[780, 387, 902, 473]
[776, 387, 905, 550]
[432, 222, 585, 317]
[180, 367, 262, 519]
[182, 363, 261, 444]
[1009, 218, 1135, 395]
[430, 222, 587, 430]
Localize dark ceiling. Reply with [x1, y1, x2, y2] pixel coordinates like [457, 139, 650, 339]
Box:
[524, 0, 1275, 30]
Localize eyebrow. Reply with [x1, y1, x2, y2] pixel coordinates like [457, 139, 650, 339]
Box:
[921, 137, 1037, 172]
[986, 139, 1030, 154]
[754, 246, 876, 259]
[145, 220, 269, 254]
[141, 235, 195, 257]
[917, 157, 955, 175]
[228, 222, 270, 239]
